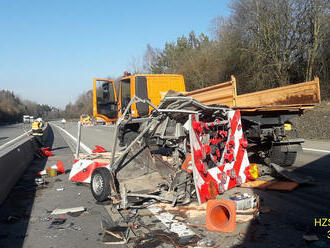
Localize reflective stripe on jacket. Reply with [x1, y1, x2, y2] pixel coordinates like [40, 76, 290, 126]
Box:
[32, 121, 43, 136]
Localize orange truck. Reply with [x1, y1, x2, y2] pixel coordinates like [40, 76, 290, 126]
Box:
[185, 76, 320, 167]
[93, 74, 185, 122]
[93, 74, 320, 167]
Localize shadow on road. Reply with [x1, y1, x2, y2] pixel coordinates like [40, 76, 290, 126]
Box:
[0, 127, 55, 248]
[238, 154, 330, 248]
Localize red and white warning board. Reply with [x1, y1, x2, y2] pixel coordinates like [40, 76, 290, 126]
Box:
[69, 159, 108, 183]
[189, 110, 258, 203]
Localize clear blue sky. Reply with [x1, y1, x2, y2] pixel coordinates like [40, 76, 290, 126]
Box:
[0, 0, 230, 108]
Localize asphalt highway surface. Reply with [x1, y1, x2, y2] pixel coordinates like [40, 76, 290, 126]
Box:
[0, 123, 31, 147]
[52, 122, 330, 247]
[0, 122, 329, 247]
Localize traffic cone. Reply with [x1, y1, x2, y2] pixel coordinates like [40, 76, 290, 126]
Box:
[41, 147, 53, 157]
[92, 145, 107, 153]
[181, 153, 192, 174]
[38, 161, 65, 176]
[206, 200, 236, 232]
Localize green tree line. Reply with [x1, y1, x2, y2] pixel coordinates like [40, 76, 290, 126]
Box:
[143, 0, 329, 98]
[0, 90, 62, 124]
[64, 90, 93, 119]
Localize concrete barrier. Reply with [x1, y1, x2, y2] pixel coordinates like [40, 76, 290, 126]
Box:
[0, 124, 50, 205]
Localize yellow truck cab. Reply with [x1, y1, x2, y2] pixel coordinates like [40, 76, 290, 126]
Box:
[118, 74, 185, 118]
[93, 78, 118, 123]
[93, 74, 185, 123]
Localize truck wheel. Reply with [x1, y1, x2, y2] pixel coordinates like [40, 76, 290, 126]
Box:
[269, 147, 297, 167]
[123, 131, 138, 145]
[91, 167, 111, 202]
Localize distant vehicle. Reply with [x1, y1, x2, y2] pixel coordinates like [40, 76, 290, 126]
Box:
[23, 115, 30, 124]
[61, 118, 66, 124]
[29, 116, 34, 123]
[95, 116, 106, 125]
[80, 114, 91, 125]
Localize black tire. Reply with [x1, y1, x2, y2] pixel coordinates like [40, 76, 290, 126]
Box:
[91, 167, 111, 202]
[269, 147, 297, 167]
[123, 131, 138, 145]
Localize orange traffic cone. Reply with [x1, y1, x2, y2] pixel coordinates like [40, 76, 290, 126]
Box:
[181, 153, 192, 174]
[38, 161, 65, 176]
[41, 147, 53, 157]
[206, 200, 236, 232]
[92, 145, 107, 153]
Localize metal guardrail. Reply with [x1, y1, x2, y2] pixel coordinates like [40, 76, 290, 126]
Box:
[0, 129, 32, 151]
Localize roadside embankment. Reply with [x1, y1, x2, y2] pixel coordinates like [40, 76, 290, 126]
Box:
[292, 101, 330, 140]
[0, 124, 50, 204]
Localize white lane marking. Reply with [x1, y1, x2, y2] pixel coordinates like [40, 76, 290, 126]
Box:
[303, 147, 330, 154]
[51, 123, 92, 154]
[148, 206, 195, 237]
[0, 130, 31, 150]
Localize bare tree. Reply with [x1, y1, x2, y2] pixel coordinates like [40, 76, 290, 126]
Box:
[305, 0, 330, 81]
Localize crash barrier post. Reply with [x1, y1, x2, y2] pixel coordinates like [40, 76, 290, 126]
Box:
[206, 200, 236, 232]
[75, 121, 81, 159]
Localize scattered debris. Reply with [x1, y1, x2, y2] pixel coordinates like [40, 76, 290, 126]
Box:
[50, 216, 67, 225]
[266, 181, 299, 191]
[65, 222, 82, 231]
[197, 238, 215, 247]
[39, 216, 52, 222]
[230, 192, 259, 210]
[270, 163, 313, 184]
[56, 187, 64, 191]
[240, 180, 272, 189]
[241, 180, 299, 191]
[38, 161, 65, 176]
[303, 234, 319, 242]
[51, 206, 86, 215]
[7, 216, 20, 224]
[35, 178, 46, 186]
[102, 226, 128, 245]
[148, 205, 196, 237]
[155, 202, 206, 219]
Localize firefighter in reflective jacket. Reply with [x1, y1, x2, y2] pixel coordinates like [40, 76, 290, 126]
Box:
[32, 118, 44, 145]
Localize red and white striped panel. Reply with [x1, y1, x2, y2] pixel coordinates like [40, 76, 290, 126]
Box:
[189, 110, 252, 203]
[69, 159, 109, 183]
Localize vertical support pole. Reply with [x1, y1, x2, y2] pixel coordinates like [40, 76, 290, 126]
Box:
[231, 75, 237, 108]
[75, 121, 81, 159]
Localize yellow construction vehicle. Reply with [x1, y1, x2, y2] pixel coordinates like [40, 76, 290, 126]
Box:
[93, 78, 118, 123]
[118, 73, 185, 118]
[80, 114, 91, 125]
[93, 73, 185, 143]
[93, 74, 185, 121]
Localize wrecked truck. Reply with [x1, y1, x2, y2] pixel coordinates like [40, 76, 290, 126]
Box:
[81, 94, 259, 206]
[93, 74, 321, 168]
[71, 75, 320, 206]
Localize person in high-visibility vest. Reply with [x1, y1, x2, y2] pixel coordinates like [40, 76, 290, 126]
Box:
[32, 118, 44, 146]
